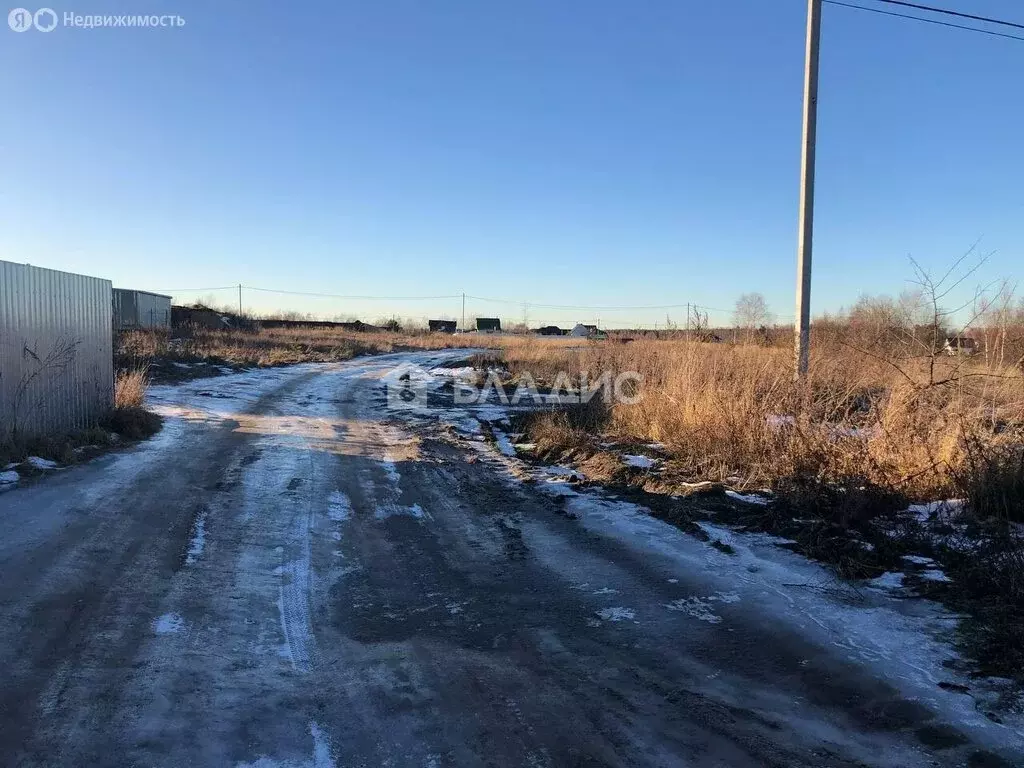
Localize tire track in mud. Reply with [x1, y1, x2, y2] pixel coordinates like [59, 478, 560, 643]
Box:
[275, 436, 319, 673]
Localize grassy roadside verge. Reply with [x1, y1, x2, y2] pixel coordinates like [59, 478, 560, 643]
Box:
[477, 338, 1024, 708]
[0, 368, 163, 473]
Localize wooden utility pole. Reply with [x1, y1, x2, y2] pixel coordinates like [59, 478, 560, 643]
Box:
[461, 293, 466, 332]
[795, 0, 822, 380]
[238, 284, 243, 317]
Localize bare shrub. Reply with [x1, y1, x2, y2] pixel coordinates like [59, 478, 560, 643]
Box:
[952, 431, 1024, 523]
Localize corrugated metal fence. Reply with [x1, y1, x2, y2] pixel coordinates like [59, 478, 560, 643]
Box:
[0, 261, 114, 440]
[113, 288, 172, 330]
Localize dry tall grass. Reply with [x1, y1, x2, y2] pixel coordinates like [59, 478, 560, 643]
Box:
[114, 367, 149, 409]
[116, 325, 484, 372]
[497, 336, 1024, 509]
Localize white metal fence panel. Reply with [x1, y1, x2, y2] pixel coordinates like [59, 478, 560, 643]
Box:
[0, 261, 114, 440]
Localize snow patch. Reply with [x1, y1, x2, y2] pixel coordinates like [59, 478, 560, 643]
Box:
[902, 555, 935, 566]
[906, 500, 964, 523]
[725, 489, 771, 506]
[622, 455, 656, 469]
[538, 465, 584, 481]
[867, 573, 904, 590]
[920, 569, 952, 583]
[153, 613, 185, 635]
[327, 490, 352, 522]
[185, 510, 207, 565]
[0, 470, 19, 487]
[236, 721, 336, 768]
[493, 429, 517, 457]
[595, 607, 636, 622]
[665, 593, 740, 624]
[309, 722, 336, 768]
[375, 503, 426, 521]
[25, 456, 58, 470]
[379, 456, 401, 485]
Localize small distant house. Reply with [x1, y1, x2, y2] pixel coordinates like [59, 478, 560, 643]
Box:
[113, 288, 172, 330]
[535, 325, 565, 336]
[476, 317, 501, 333]
[428, 319, 457, 333]
[944, 336, 978, 356]
[568, 323, 607, 339]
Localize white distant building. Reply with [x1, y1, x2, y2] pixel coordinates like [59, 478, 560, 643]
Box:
[568, 323, 606, 339]
[943, 336, 978, 356]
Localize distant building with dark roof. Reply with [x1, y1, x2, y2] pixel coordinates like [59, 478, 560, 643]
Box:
[476, 317, 501, 333]
[428, 319, 457, 333]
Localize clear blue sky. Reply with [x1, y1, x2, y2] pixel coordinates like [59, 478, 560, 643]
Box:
[2, 0, 1022, 327]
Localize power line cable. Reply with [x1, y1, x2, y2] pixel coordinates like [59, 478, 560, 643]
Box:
[467, 294, 710, 312]
[156, 283, 795, 319]
[872, 0, 1024, 31]
[242, 286, 461, 301]
[825, 0, 1024, 42]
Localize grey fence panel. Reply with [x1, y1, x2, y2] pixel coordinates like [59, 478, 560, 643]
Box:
[0, 261, 114, 440]
[112, 288, 171, 329]
[136, 291, 171, 329]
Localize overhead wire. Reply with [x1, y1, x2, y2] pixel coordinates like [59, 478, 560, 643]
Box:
[824, 0, 1024, 42]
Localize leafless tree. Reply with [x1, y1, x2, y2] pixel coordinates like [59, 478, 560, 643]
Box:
[734, 293, 772, 342]
[687, 305, 712, 341]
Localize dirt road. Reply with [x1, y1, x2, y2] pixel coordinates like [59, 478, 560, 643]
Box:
[0, 352, 1018, 767]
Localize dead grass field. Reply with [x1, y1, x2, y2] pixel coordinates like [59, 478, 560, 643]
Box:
[115, 325, 487, 380]
[492, 336, 1024, 507]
